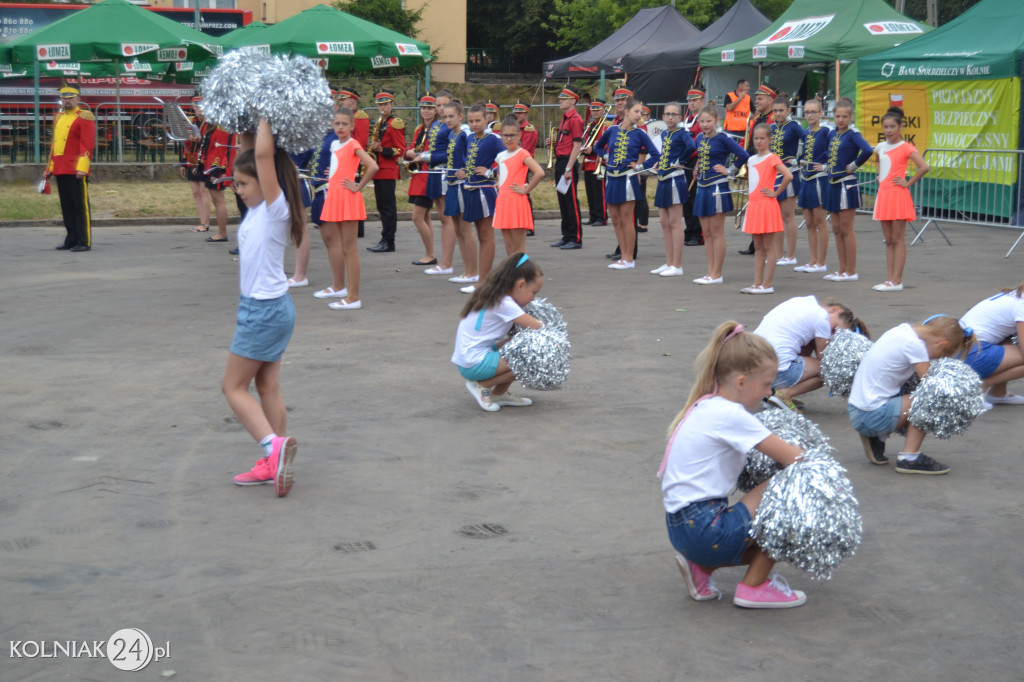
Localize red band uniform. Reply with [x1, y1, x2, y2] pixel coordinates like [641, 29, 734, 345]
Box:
[47, 86, 96, 251]
[368, 88, 406, 252]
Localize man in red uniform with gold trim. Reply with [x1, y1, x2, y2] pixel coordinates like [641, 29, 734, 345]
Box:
[367, 88, 406, 253]
[547, 84, 584, 249]
[485, 99, 501, 134]
[682, 87, 705, 245]
[46, 86, 95, 252]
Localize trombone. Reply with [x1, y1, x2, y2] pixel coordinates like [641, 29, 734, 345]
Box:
[581, 104, 611, 177]
[546, 126, 558, 169]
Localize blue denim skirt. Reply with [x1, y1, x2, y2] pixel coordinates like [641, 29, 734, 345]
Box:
[666, 498, 754, 566]
[229, 293, 296, 363]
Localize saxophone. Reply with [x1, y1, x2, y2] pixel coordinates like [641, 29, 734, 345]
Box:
[362, 116, 383, 178]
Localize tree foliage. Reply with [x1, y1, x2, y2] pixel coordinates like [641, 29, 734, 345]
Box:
[333, 0, 423, 38]
[468, 0, 558, 59]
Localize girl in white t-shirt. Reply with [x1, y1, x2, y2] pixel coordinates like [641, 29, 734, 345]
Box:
[659, 322, 807, 609]
[753, 295, 868, 408]
[961, 280, 1024, 406]
[224, 119, 307, 498]
[847, 315, 976, 475]
[452, 252, 543, 412]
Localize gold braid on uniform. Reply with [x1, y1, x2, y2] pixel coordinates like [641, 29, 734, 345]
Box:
[696, 137, 711, 178]
[611, 129, 630, 166]
[464, 133, 481, 172]
[658, 130, 677, 171]
[770, 123, 785, 157]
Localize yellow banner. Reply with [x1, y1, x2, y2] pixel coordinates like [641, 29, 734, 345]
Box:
[857, 78, 1020, 185]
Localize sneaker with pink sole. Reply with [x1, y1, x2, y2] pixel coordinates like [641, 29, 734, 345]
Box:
[266, 436, 297, 498]
[733, 571, 806, 609]
[233, 457, 274, 486]
[675, 554, 722, 601]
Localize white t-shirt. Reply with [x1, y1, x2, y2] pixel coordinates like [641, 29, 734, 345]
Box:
[661, 397, 771, 513]
[451, 296, 525, 368]
[849, 323, 929, 411]
[753, 295, 832, 371]
[237, 192, 290, 300]
[961, 291, 1024, 344]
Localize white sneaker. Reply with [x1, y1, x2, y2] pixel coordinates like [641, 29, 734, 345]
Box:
[659, 266, 684, 277]
[608, 260, 635, 270]
[287, 277, 309, 287]
[776, 257, 797, 266]
[834, 272, 859, 281]
[460, 285, 476, 294]
[805, 264, 828, 273]
[314, 286, 347, 298]
[874, 282, 903, 292]
[793, 264, 811, 272]
[650, 264, 670, 275]
[822, 272, 841, 281]
[693, 276, 723, 285]
[493, 392, 533, 407]
[750, 285, 774, 294]
[328, 298, 362, 310]
[425, 266, 454, 275]
[449, 274, 479, 283]
[740, 286, 756, 294]
[465, 380, 499, 412]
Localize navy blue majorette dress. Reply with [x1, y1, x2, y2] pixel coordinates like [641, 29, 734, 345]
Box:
[822, 128, 873, 213]
[422, 120, 451, 201]
[797, 125, 830, 209]
[653, 126, 696, 209]
[692, 132, 748, 217]
[461, 132, 504, 223]
[769, 118, 805, 200]
[595, 125, 660, 205]
[443, 130, 469, 218]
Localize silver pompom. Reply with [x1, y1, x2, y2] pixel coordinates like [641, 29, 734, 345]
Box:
[908, 358, 986, 439]
[199, 47, 270, 133]
[251, 55, 334, 153]
[500, 299, 571, 390]
[820, 329, 873, 397]
[752, 445, 863, 581]
[738, 409, 832, 493]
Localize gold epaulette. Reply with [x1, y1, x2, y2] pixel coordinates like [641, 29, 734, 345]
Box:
[390, 117, 405, 130]
[78, 110, 95, 121]
[355, 110, 369, 119]
[524, 124, 535, 133]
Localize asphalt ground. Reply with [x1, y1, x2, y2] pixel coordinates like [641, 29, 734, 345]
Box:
[2, 213, 1023, 681]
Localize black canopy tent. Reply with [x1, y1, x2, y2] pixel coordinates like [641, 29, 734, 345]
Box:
[623, 0, 771, 104]
[541, 5, 699, 84]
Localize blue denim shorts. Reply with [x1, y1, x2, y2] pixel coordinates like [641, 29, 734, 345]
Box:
[964, 341, 1005, 379]
[772, 356, 806, 389]
[457, 350, 500, 381]
[847, 396, 903, 437]
[229, 294, 296, 363]
[666, 498, 754, 567]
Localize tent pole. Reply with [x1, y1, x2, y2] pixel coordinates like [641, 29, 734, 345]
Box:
[116, 58, 123, 164]
[835, 60, 840, 101]
[33, 60, 40, 163]
[599, 70, 605, 100]
[425, 63, 430, 92]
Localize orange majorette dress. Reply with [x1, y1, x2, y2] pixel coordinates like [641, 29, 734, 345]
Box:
[873, 140, 917, 221]
[742, 152, 784, 235]
[492, 147, 534, 230]
[320, 137, 367, 222]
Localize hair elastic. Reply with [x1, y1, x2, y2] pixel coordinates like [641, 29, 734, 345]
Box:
[923, 313, 973, 339]
[516, 253, 530, 268]
[722, 323, 744, 344]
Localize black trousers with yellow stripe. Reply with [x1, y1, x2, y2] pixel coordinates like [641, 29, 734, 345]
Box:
[56, 174, 92, 248]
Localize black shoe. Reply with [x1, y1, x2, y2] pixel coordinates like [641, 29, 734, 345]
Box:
[859, 435, 889, 465]
[895, 453, 950, 475]
[367, 241, 394, 253]
[412, 257, 437, 266]
[550, 239, 568, 248]
[606, 250, 621, 259]
[560, 241, 582, 250]
[737, 248, 755, 255]
[55, 244, 73, 250]
[684, 239, 700, 246]
[229, 247, 240, 255]
[70, 245, 91, 252]
[591, 220, 606, 226]
[637, 226, 648, 233]
[582, 219, 596, 226]
[527, 230, 535, 237]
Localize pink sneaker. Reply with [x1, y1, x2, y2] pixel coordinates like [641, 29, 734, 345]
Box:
[733, 571, 807, 609]
[675, 554, 721, 601]
[233, 457, 274, 486]
[267, 436, 297, 498]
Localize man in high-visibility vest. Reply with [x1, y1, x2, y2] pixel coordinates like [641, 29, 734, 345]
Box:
[723, 79, 750, 144]
[46, 86, 95, 252]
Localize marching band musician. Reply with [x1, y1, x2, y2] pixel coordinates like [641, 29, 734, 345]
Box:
[682, 87, 705, 246]
[367, 88, 407, 253]
[581, 98, 608, 227]
[738, 82, 776, 255]
[603, 85, 633, 259]
[547, 84, 584, 250]
[769, 95, 806, 267]
[405, 93, 445, 266]
[650, 101, 696, 278]
[198, 113, 237, 244]
[794, 97, 831, 275]
[485, 100, 502, 135]
[635, 104, 652, 234]
[181, 96, 211, 235]
[47, 85, 95, 252]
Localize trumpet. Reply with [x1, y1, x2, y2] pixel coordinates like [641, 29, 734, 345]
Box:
[547, 126, 558, 169]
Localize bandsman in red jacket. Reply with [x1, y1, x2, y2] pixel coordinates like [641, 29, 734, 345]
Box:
[46, 86, 95, 252]
[367, 88, 407, 253]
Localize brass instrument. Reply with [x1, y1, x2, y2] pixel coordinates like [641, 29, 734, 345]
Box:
[546, 126, 558, 169]
[582, 103, 612, 178]
[362, 115, 383, 178]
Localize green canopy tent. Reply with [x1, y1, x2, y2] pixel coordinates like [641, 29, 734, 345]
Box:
[216, 21, 269, 50]
[230, 4, 431, 74]
[6, 0, 220, 161]
[698, 0, 930, 103]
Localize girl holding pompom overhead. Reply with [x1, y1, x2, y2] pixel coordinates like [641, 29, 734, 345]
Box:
[659, 322, 808, 609]
[871, 106, 929, 292]
[452, 253, 544, 412]
[224, 119, 308, 497]
[961, 280, 1024, 406]
[847, 315, 976, 475]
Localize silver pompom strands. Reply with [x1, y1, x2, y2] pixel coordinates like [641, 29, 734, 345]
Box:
[738, 409, 832, 493]
[908, 358, 986, 439]
[752, 445, 863, 581]
[499, 299, 571, 391]
[820, 329, 873, 397]
[200, 50, 333, 153]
